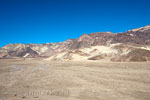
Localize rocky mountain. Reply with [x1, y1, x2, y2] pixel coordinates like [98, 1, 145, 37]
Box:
[0, 25, 150, 62]
[112, 25, 150, 45]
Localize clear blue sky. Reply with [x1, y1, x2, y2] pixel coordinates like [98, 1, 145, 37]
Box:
[0, 0, 150, 47]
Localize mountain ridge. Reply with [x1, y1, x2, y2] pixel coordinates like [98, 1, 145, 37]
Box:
[0, 25, 150, 62]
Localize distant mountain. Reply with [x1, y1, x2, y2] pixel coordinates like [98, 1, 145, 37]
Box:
[0, 25, 150, 62]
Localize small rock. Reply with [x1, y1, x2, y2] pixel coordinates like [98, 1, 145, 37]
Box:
[22, 96, 26, 98]
[13, 94, 17, 96]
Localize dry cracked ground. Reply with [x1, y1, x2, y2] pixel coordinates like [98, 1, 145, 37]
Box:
[0, 59, 150, 100]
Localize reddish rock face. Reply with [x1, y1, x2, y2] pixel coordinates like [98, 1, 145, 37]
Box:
[112, 30, 150, 45]
[0, 25, 150, 59]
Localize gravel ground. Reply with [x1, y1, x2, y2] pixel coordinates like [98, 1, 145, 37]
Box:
[0, 59, 150, 100]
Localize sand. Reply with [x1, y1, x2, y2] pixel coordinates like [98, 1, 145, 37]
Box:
[0, 59, 150, 100]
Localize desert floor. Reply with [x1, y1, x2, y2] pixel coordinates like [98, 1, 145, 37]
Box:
[0, 59, 150, 100]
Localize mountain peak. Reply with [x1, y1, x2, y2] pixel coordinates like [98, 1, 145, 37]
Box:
[129, 25, 150, 32]
[82, 33, 88, 36]
[79, 33, 89, 38]
[78, 33, 92, 42]
[105, 31, 114, 34]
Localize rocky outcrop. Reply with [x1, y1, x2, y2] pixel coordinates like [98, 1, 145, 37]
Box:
[112, 48, 150, 62]
[112, 25, 150, 45]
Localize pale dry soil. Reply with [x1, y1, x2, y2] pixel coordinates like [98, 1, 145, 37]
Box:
[0, 59, 150, 100]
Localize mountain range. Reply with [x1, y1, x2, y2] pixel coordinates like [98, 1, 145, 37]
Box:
[1, 25, 150, 62]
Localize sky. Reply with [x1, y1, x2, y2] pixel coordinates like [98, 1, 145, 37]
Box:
[0, 0, 150, 47]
